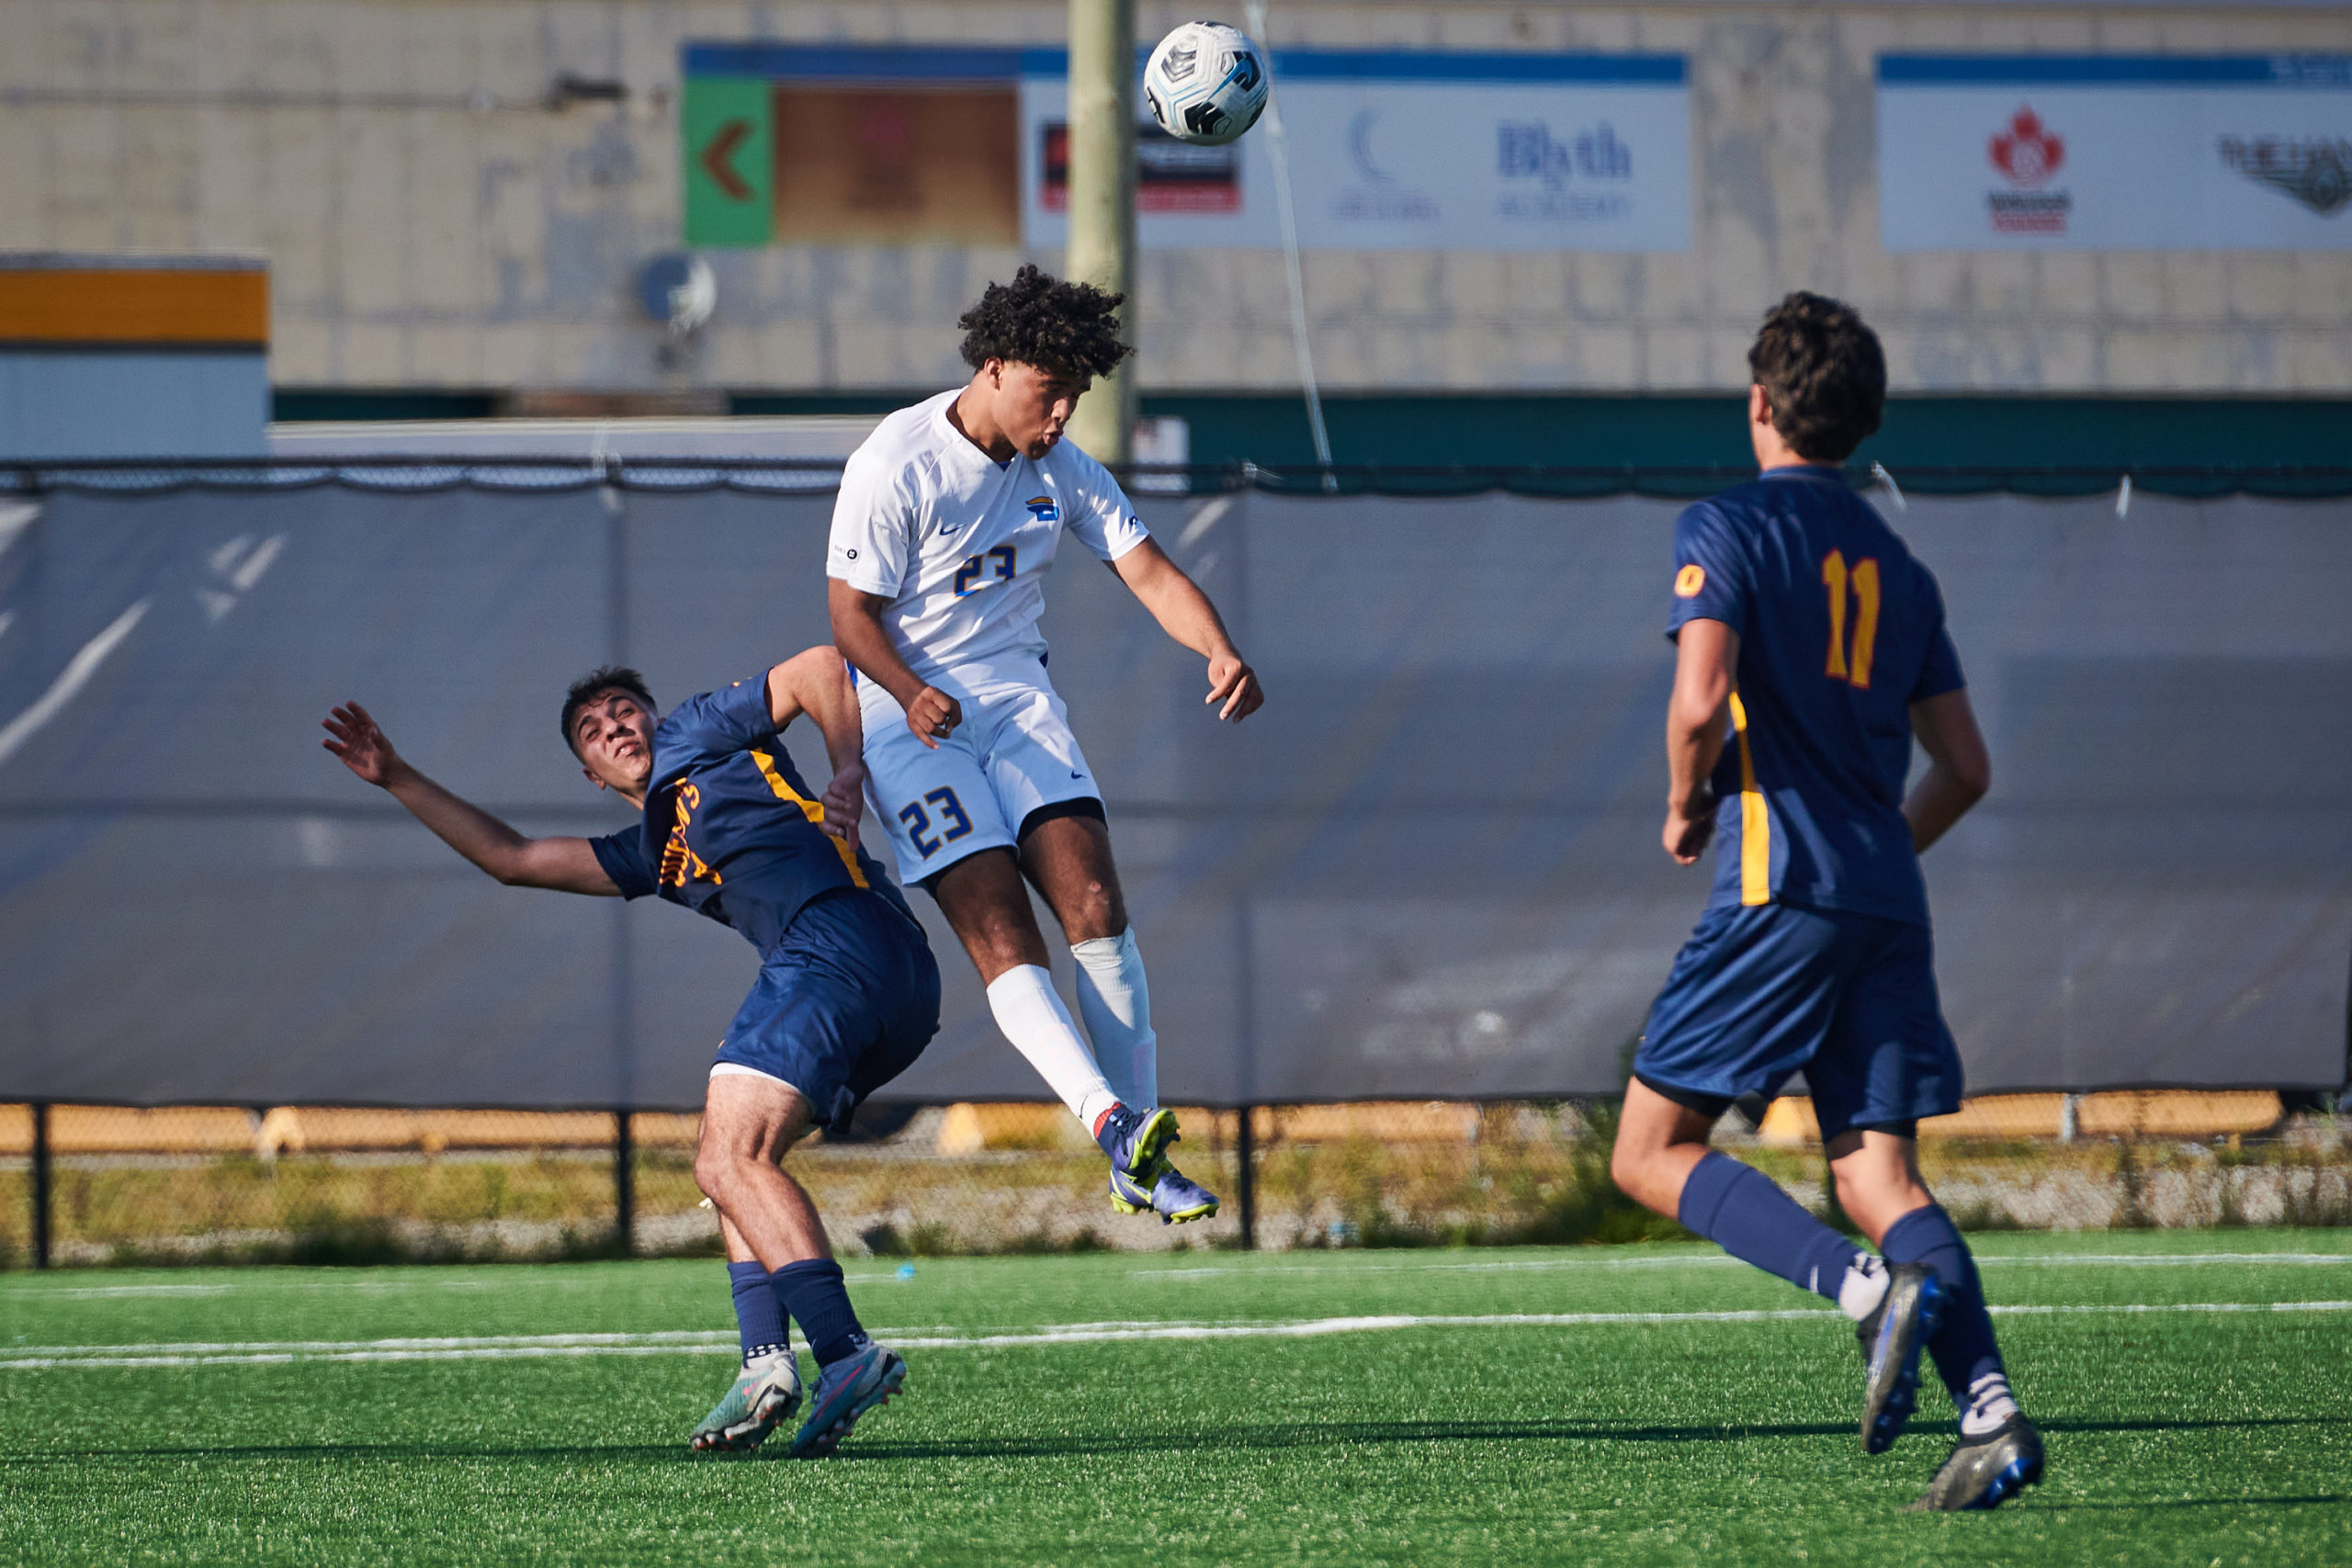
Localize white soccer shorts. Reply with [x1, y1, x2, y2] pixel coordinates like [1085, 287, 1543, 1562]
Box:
[857, 654, 1102, 885]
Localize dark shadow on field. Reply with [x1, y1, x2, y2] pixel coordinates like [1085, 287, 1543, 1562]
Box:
[14, 1414, 2331, 1469]
[839, 1412, 2344, 1462]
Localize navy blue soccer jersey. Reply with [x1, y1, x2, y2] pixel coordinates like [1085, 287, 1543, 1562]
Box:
[588, 675, 914, 953]
[1667, 465, 1964, 926]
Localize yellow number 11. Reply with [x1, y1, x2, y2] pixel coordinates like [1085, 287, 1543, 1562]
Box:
[1821, 550, 1881, 689]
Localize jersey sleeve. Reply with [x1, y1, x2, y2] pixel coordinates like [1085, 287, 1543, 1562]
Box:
[1063, 454, 1150, 563]
[1909, 570, 1967, 700]
[590, 829, 658, 900]
[657, 678, 779, 764]
[827, 450, 916, 597]
[1666, 502, 1750, 639]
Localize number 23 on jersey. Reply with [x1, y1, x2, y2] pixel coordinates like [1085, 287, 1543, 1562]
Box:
[899, 786, 974, 858]
[955, 545, 1016, 597]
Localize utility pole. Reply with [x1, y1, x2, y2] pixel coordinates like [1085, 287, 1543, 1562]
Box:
[1064, 0, 1136, 466]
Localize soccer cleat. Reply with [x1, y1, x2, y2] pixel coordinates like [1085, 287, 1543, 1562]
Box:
[1110, 1158, 1221, 1224]
[1907, 1415, 2044, 1511]
[688, 1351, 802, 1453]
[1094, 1104, 1180, 1181]
[786, 1340, 906, 1459]
[1856, 1262, 1945, 1454]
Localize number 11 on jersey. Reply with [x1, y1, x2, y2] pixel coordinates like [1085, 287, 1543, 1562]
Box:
[1822, 549, 1881, 689]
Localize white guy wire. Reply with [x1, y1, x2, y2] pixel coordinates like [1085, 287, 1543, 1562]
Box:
[1243, 0, 1335, 490]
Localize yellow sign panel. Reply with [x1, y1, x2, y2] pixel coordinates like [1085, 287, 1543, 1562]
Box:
[0, 265, 268, 347]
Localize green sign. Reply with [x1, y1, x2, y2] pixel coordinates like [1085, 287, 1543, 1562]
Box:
[683, 77, 772, 247]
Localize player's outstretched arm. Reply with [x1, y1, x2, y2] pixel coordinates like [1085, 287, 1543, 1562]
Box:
[1904, 688, 1991, 853]
[763, 647, 866, 847]
[1663, 618, 1738, 864]
[827, 579, 962, 750]
[321, 702, 621, 895]
[1110, 537, 1263, 721]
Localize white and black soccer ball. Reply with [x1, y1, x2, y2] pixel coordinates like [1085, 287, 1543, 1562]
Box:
[1143, 22, 1270, 146]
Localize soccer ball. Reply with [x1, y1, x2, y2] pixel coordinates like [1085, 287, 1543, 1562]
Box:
[1143, 22, 1269, 146]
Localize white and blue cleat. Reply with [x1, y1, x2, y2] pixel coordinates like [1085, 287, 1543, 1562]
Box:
[787, 1340, 906, 1459]
[688, 1351, 802, 1453]
[1111, 1158, 1221, 1225]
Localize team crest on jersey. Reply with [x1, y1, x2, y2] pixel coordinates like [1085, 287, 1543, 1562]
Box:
[1024, 495, 1059, 523]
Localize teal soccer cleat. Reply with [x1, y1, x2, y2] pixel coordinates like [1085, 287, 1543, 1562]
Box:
[787, 1340, 906, 1459]
[688, 1351, 802, 1453]
[1111, 1158, 1221, 1224]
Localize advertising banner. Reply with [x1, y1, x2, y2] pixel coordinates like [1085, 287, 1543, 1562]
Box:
[681, 75, 775, 247]
[1879, 55, 2352, 252]
[682, 45, 1024, 247]
[1023, 50, 1690, 253]
[678, 43, 1689, 253]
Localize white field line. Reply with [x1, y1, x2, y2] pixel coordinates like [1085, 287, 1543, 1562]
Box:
[5, 1301, 2349, 1372]
[5, 1275, 913, 1300]
[1979, 1252, 2352, 1268]
[1138, 1250, 2352, 1280]
[9, 1253, 2338, 1300]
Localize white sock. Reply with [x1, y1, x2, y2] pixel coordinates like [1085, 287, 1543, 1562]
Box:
[1838, 1254, 1891, 1322]
[1071, 929, 1158, 1111]
[984, 964, 1122, 1132]
[1961, 1372, 2019, 1437]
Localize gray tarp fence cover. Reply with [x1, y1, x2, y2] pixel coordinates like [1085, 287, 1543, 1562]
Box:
[0, 484, 2346, 1109]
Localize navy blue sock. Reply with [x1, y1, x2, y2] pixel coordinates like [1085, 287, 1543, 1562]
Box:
[770, 1258, 869, 1368]
[1679, 1150, 1863, 1302]
[1880, 1204, 2005, 1403]
[729, 1260, 789, 1362]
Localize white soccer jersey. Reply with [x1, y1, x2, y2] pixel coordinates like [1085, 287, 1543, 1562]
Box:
[826, 389, 1150, 683]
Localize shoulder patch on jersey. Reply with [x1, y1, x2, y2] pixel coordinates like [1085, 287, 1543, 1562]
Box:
[1024, 495, 1059, 523]
[1675, 564, 1707, 598]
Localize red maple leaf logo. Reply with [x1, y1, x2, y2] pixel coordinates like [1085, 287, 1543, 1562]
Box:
[1990, 107, 2064, 187]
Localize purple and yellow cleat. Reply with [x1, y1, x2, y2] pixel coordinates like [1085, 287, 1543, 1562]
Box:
[1111, 1157, 1221, 1225]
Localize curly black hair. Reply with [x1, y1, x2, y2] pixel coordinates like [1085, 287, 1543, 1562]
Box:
[958, 264, 1134, 380]
[560, 665, 656, 756]
[1747, 291, 1886, 462]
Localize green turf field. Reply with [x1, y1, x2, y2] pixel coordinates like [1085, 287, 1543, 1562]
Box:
[5, 1232, 2348, 1565]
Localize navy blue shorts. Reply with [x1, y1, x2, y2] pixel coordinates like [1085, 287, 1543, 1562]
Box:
[714, 888, 942, 1134]
[1634, 901, 1962, 1143]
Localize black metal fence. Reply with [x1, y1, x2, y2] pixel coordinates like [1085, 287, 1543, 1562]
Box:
[6, 1096, 2346, 1270]
[10, 455, 2352, 499]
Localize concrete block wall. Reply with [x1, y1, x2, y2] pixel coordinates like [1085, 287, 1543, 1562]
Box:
[3, 0, 2348, 395]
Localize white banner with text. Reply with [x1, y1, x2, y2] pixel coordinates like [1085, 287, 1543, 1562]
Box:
[1023, 50, 1690, 254]
[1880, 55, 2352, 252]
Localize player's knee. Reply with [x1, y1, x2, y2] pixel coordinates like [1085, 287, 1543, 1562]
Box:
[1832, 1164, 1920, 1231]
[1607, 1138, 1653, 1201]
[691, 1143, 731, 1203]
[692, 1136, 762, 1204]
[1060, 879, 1125, 942]
[976, 919, 1039, 973]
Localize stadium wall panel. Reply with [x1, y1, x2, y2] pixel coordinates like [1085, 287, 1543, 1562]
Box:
[0, 485, 2344, 1108]
[9, 1, 2352, 397]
